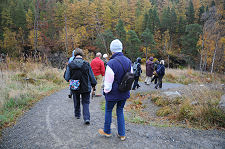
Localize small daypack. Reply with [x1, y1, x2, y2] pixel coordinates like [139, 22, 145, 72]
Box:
[156, 65, 165, 76]
[115, 58, 135, 92]
[132, 62, 139, 77]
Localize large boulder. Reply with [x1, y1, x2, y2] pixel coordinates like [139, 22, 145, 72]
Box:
[219, 95, 225, 113]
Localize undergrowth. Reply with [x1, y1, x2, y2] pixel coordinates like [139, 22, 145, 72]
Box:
[0, 58, 67, 133]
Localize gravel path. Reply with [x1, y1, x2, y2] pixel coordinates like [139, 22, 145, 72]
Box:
[0, 83, 225, 149]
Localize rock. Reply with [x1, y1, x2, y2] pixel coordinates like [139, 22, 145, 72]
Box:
[191, 101, 198, 105]
[219, 94, 225, 113]
[163, 91, 182, 98]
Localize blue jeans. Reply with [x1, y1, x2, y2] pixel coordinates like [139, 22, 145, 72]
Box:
[104, 100, 126, 136]
[72, 92, 90, 121]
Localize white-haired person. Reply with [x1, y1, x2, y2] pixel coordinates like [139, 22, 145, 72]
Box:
[155, 60, 165, 89]
[102, 53, 108, 68]
[90, 52, 105, 97]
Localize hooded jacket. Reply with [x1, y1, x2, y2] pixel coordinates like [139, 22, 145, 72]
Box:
[68, 50, 75, 63]
[146, 57, 154, 77]
[133, 57, 142, 77]
[65, 57, 97, 93]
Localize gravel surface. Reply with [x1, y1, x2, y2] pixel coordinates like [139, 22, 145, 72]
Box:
[0, 82, 225, 149]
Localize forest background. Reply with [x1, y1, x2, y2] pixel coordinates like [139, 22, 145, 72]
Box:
[0, 0, 224, 73]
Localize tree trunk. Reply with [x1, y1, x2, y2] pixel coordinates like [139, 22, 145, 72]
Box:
[64, 14, 68, 58]
[211, 35, 219, 73]
[145, 46, 147, 61]
[200, 32, 204, 73]
[34, 0, 39, 57]
[168, 55, 170, 68]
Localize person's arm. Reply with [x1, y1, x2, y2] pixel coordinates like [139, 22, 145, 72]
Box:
[88, 66, 97, 87]
[64, 65, 70, 82]
[104, 65, 114, 93]
[101, 61, 105, 76]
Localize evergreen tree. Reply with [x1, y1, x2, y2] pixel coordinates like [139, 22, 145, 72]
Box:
[178, 16, 186, 35]
[169, 8, 177, 35]
[142, 13, 149, 32]
[186, 0, 195, 24]
[14, 0, 26, 30]
[115, 19, 126, 44]
[95, 29, 115, 54]
[181, 24, 202, 67]
[198, 5, 205, 25]
[149, 7, 160, 34]
[126, 30, 141, 62]
[161, 7, 171, 33]
[211, 0, 215, 7]
[141, 28, 154, 60]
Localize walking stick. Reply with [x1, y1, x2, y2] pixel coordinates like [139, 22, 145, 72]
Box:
[91, 87, 96, 99]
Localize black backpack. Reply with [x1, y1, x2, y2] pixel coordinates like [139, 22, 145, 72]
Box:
[115, 58, 135, 92]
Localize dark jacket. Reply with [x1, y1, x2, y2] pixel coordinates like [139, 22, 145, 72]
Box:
[105, 52, 132, 101]
[65, 58, 97, 93]
[156, 64, 165, 77]
[146, 57, 154, 77]
[133, 57, 142, 77]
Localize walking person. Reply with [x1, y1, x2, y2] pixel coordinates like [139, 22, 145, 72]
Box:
[102, 53, 108, 68]
[90, 52, 105, 97]
[67, 49, 76, 98]
[145, 57, 154, 85]
[132, 57, 142, 90]
[64, 48, 97, 124]
[155, 60, 165, 89]
[98, 39, 132, 141]
[151, 60, 159, 84]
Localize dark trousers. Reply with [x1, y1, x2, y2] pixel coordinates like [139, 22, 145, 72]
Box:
[132, 76, 140, 89]
[72, 92, 90, 121]
[155, 76, 163, 88]
[151, 75, 158, 84]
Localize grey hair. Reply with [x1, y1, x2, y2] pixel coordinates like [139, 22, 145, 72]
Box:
[160, 60, 164, 65]
[96, 52, 102, 57]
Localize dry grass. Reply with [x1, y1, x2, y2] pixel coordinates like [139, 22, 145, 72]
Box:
[140, 65, 225, 85]
[150, 85, 225, 129]
[0, 58, 67, 131]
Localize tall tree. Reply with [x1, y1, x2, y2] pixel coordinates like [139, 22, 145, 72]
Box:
[186, 0, 195, 24]
[141, 28, 154, 61]
[115, 19, 126, 45]
[181, 24, 202, 68]
[126, 30, 141, 62]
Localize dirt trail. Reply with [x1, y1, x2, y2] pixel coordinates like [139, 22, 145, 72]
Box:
[0, 83, 225, 149]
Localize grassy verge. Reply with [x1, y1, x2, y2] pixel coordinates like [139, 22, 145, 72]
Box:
[126, 85, 225, 129]
[141, 65, 225, 85]
[0, 60, 67, 134]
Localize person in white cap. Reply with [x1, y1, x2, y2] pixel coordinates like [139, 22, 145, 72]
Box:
[98, 39, 132, 141]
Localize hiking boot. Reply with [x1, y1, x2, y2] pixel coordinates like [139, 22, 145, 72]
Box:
[68, 94, 72, 98]
[75, 116, 80, 119]
[85, 120, 90, 125]
[98, 129, 112, 137]
[155, 86, 158, 89]
[117, 134, 126, 141]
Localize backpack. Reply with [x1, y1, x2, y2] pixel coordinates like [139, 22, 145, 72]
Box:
[69, 61, 85, 91]
[132, 62, 139, 77]
[115, 58, 135, 92]
[156, 65, 165, 76]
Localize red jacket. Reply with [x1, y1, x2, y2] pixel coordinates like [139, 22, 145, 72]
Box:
[90, 57, 105, 76]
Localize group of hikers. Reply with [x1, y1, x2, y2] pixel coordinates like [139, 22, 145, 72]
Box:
[64, 39, 165, 141]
